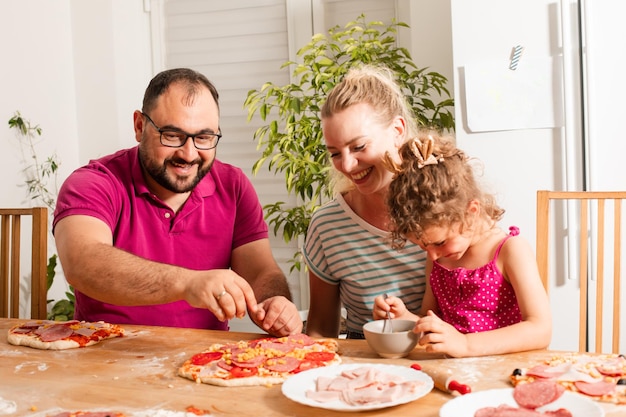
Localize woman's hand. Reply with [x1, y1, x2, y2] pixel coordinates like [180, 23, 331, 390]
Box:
[372, 294, 414, 320]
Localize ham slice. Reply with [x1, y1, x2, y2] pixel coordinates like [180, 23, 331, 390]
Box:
[305, 366, 423, 406]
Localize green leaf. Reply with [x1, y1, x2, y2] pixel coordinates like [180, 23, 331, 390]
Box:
[242, 13, 455, 265]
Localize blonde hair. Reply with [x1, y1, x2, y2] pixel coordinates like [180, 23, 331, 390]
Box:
[321, 65, 418, 194]
[385, 130, 505, 249]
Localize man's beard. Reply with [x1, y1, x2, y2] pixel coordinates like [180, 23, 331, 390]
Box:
[139, 146, 213, 193]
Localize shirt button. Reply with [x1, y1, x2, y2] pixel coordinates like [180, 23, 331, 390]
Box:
[164, 212, 171, 219]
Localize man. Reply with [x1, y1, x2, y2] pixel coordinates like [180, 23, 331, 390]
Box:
[53, 68, 302, 336]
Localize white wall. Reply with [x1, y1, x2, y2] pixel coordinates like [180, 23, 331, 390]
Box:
[401, 0, 454, 101]
[0, 0, 152, 303]
[1, 1, 78, 207]
[71, 0, 153, 161]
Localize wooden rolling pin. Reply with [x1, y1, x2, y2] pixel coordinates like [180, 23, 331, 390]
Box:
[410, 363, 472, 395]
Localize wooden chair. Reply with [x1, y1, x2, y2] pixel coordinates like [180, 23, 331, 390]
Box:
[0, 207, 48, 319]
[536, 191, 625, 353]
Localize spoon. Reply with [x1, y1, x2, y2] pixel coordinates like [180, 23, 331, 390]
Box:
[383, 293, 394, 333]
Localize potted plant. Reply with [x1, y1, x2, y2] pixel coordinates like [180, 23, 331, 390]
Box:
[244, 14, 455, 270]
[8, 111, 74, 320]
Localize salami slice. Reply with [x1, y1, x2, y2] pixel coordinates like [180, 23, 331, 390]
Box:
[513, 380, 563, 409]
[264, 356, 301, 373]
[574, 380, 615, 397]
[39, 324, 75, 342]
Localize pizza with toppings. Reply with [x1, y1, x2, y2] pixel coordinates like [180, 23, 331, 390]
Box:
[510, 353, 626, 404]
[178, 333, 341, 387]
[7, 319, 124, 350]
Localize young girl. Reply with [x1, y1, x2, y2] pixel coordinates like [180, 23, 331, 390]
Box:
[373, 132, 551, 357]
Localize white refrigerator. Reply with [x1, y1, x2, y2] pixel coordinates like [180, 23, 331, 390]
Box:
[450, 0, 626, 351]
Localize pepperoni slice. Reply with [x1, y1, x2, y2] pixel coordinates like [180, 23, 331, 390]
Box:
[190, 351, 223, 365]
[229, 366, 259, 378]
[574, 380, 616, 397]
[304, 351, 336, 362]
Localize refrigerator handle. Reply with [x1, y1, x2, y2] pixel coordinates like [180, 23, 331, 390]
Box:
[560, 0, 584, 282]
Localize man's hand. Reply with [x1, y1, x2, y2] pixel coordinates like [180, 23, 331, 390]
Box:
[183, 270, 259, 322]
[251, 296, 303, 337]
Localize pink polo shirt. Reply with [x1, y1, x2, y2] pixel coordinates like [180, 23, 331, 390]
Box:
[53, 146, 268, 330]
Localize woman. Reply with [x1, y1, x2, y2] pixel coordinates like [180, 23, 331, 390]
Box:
[303, 65, 427, 339]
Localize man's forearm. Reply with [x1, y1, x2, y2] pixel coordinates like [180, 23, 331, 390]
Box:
[62, 242, 188, 306]
[252, 272, 293, 303]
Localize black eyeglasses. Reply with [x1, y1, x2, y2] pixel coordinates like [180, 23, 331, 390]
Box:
[141, 112, 221, 150]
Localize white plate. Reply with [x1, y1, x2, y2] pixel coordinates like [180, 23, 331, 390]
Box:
[281, 363, 433, 412]
[439, 388, 604, 417]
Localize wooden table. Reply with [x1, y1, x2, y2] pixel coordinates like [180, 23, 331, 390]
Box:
[0, 318, 622, 416]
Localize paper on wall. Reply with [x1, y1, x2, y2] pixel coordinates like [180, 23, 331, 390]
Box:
[463, 55, 564, 132]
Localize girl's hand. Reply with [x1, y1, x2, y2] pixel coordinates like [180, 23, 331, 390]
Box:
[372, 294, 411, 320]
[415, 310, 469, 357]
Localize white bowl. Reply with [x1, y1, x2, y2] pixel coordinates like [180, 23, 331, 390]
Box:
[362, 319, 418, 359]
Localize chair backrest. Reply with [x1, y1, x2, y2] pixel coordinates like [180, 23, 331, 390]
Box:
[536, 191, 625, 354]
[0, 207, 48, 319]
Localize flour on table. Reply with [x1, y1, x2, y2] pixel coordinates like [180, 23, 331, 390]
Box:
[0, 397, 17, 415]
[14, 361, 48, 373]
[0, 349, 25, 357]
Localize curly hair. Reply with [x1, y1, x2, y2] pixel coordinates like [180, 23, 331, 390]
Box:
[385, 131, 505, 249]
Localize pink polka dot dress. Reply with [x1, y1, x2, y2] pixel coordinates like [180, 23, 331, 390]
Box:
[429, 226, 522, 334]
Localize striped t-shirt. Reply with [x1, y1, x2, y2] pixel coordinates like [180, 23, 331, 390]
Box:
[303, 194, 427, 335]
